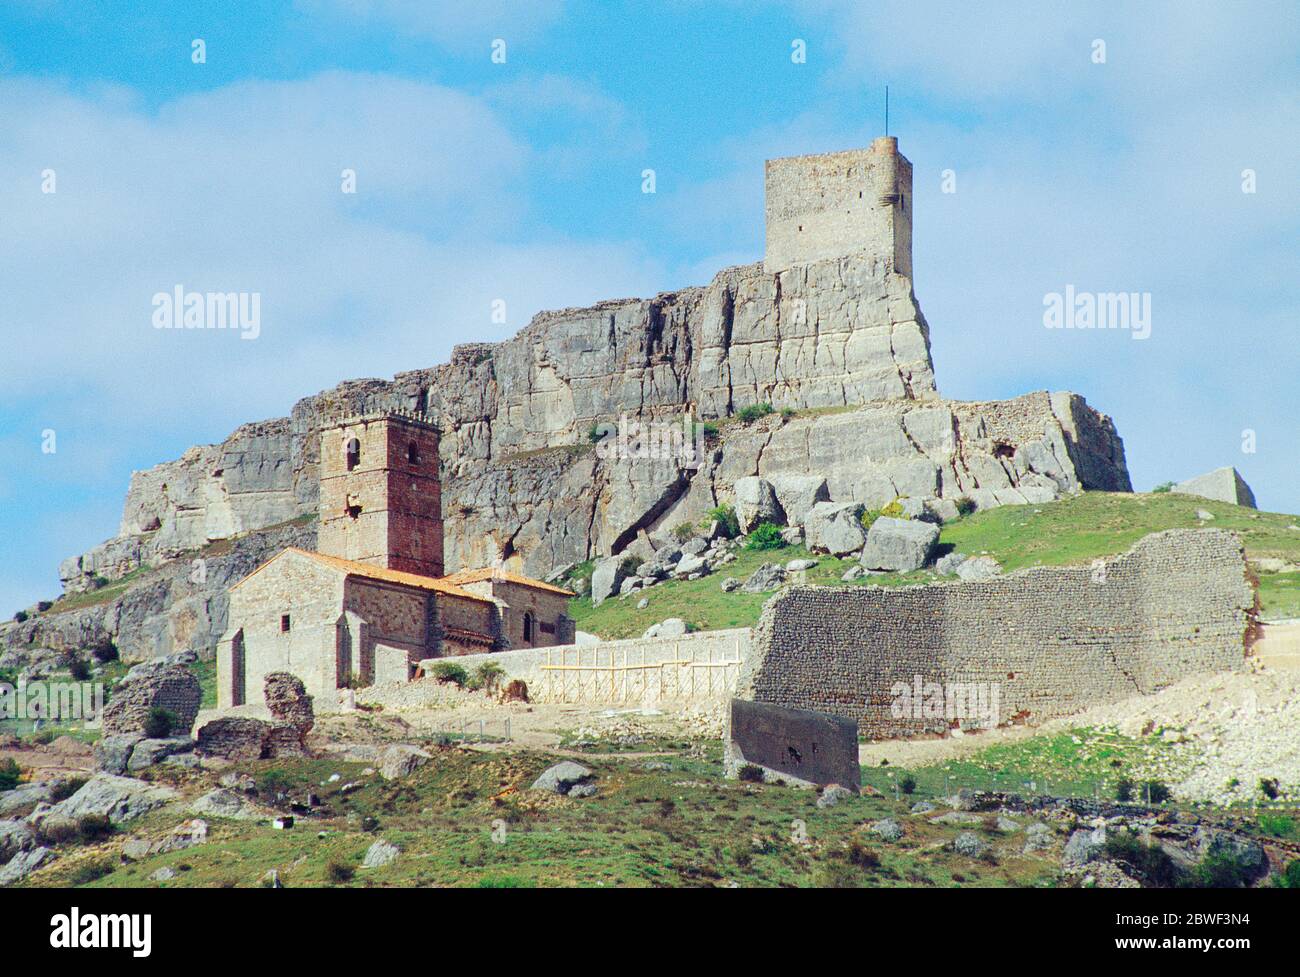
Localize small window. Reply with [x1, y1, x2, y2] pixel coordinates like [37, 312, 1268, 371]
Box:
[407, 441, 420, 465]
[346, 503, 362, 520]
[522, 612, 534, 643]
[345, 437, 361, 471]
[280, 614, 291, 632]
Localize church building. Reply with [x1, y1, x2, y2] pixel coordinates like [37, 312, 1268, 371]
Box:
[216, 410, 573, 710]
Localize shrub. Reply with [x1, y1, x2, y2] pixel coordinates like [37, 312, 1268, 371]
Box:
[0, 757, 20, 791]
[13, 610, 27, 623]
[1104, 833, 1183, 888]
[1258, 813, 1295, 838]
[259, 769, 292, 798]
[143, 707, 177, 739]
[469, 661, 505, 695]
[1115, 778, 1136, 802]
[736, 402, 774, 424]
[744, 522, 785, 551]
[704, 503, 739, 539]
[50, 777, 87, 802]
[326, 859, 355, 884]
[1279, 860, 1300, 888]
[90, 639, 119, 663]
[1152, 481, 1174, 493]
[696, 421, 719, 439]
[899, 775, 917, 795]
[954, 496, 977, 517]
[67, 657, 91, 682]
[77, 814, 114, 843]
[430, 661, 468, 687]
[619, 555, 641, 576]
[738, 764, 765, 783]
[1187, 850, 1258, 889]
[37, 819, 79, 845]
[1143, 780, 1172, 804]
[671, 522, 695, 544]
[586, 422, 607, 444]
[1259, 777, 1280, 800]
[36, 601, 53, 613]
[69, 860, 115, 885]
[780, 407, 796, 420]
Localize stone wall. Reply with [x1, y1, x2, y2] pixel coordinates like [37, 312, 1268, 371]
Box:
[424, 627, 752, 703]
[737, 530, 1255, 738]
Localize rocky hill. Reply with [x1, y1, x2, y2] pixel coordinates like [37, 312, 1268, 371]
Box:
[7, 251, 1130, 664]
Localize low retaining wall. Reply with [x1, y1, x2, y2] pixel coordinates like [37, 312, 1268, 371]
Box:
[425, 628, 751, 704]
[736, 529, 1255, 738]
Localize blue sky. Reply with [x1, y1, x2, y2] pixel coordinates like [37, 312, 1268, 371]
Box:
[1, 0, 1297, 616]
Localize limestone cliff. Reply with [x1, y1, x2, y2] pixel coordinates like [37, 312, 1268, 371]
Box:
[27, 248, 1128, 663]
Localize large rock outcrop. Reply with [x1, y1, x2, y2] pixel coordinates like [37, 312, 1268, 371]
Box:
[6, 251, 1131, 665]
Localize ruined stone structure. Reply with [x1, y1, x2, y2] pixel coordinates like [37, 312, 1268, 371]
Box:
[737, 530, 1255, 738]
[100, 664, 202, 738]
[725, 699, 861, 790]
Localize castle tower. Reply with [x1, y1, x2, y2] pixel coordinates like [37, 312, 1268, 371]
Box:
[317, 410, 444, 578]
[763, 136, 912, 277]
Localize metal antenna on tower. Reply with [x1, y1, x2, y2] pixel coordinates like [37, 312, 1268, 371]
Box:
[885, 85, 889, 136]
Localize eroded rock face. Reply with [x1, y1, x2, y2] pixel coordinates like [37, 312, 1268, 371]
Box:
[4, 250, 1131, 669]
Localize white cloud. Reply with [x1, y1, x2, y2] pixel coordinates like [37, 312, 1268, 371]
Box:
[296, 0, 564, 48]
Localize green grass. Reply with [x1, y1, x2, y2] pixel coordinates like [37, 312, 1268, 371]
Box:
[23, 748, 1058, 889]
[570, 491, 1300, 637]
[188, 658, 218, 709]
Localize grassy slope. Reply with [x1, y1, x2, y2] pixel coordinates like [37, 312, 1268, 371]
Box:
[571, 491, 1300, 638]
[26, 748, 1057, 889]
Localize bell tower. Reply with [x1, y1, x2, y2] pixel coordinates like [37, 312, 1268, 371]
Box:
[317, 410, 444, 578]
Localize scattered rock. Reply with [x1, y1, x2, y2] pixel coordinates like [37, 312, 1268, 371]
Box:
[720, 577, 740, 593]
[590, 556, 626, 607]
[767, 475, 830, 528]
[955, 556, 1002, 582]
[149, 866, 176, 882]
[785, 558, 818, 572]
[934, 551, 968, 576]
[46, 774, 177, 825]
[378, 744, 431, 781]
[953, 832, 989, 858]
[871, 818, 904, 841]
[127, 737, 193, 772]
[909, 800, 935, 814]
[0, 846, 53, 885]
[734, 477, 784, 532]
[189, 789, 258, 820]
[567, 782, 598, 799]
[530, 761, 594, 796]
[362, 839, 400, 869]
[804, 501, 867, 556]
[0, 819, 36, 863]
[636, 597, 649, 609]
[1023, 822, 1054, 853]
[816, 784, 854, 808]
[741, 563, 787, 593]
[860, 517, 940, 571]
[0, 783, 54, 818]
[995, 816, 1021, 833]
[1062, 826, 1107, 867]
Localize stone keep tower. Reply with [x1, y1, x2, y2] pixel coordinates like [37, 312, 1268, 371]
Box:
[318, 410, 445, 578]
[764, 135, 913, 276]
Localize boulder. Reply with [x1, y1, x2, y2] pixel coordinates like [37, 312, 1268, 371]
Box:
[0, 846, 53, 885]
[720, 577, 740, 593]
[1063, 826, 1107, 867]
[0, 782, 54, 818]
[734, 477, 783, 532]
[953, 832, 989, 858]
[95, 734, 145, 774]
[122, 818, 208, 859]
[101, 664, 201, 738]
[362, 839, 401, 869]
[590, 556, 625, 607]
[530, 761, 594, 795]
[741, 563, 787, 593]
[816, 784, 854, 809]
[766, 474, 829, 527]
[909, 801, 935, 814]
[126, 737, 193, 772]
[871, 818, 904, 842]
[785, 558, 818, 572]
[1172, 466, 1256, 508]
[934, 551, 967, 576]
[860, 517, 940, 571]
[1023, 822, 1054, 854]
[378, 744, 431, 781]
[47, 774, 177, 825]
[680, 537, 708, 556]
[674, 553, 709, 577]
[779, 526, 805, 546]
[0, 818, 36, 863]
[567, 782, 598, 799]
[189, 789, 257, 820]
[955, 556, 1002, 582]
[804, 501, 867, 556]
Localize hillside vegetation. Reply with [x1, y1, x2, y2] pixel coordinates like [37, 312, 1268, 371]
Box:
[570, 491, 1300, 638]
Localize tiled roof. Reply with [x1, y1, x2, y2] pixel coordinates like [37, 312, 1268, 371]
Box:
[442, 566, 575, 597]
[232, 548, 494, 604]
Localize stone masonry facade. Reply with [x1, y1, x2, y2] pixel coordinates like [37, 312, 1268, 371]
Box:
[737, 529, 1256, 738]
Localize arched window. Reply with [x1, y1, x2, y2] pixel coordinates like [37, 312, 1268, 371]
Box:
[407, 441, 420, 465]
[522, 612, 534, 644]
[345, 437, 361, 471]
